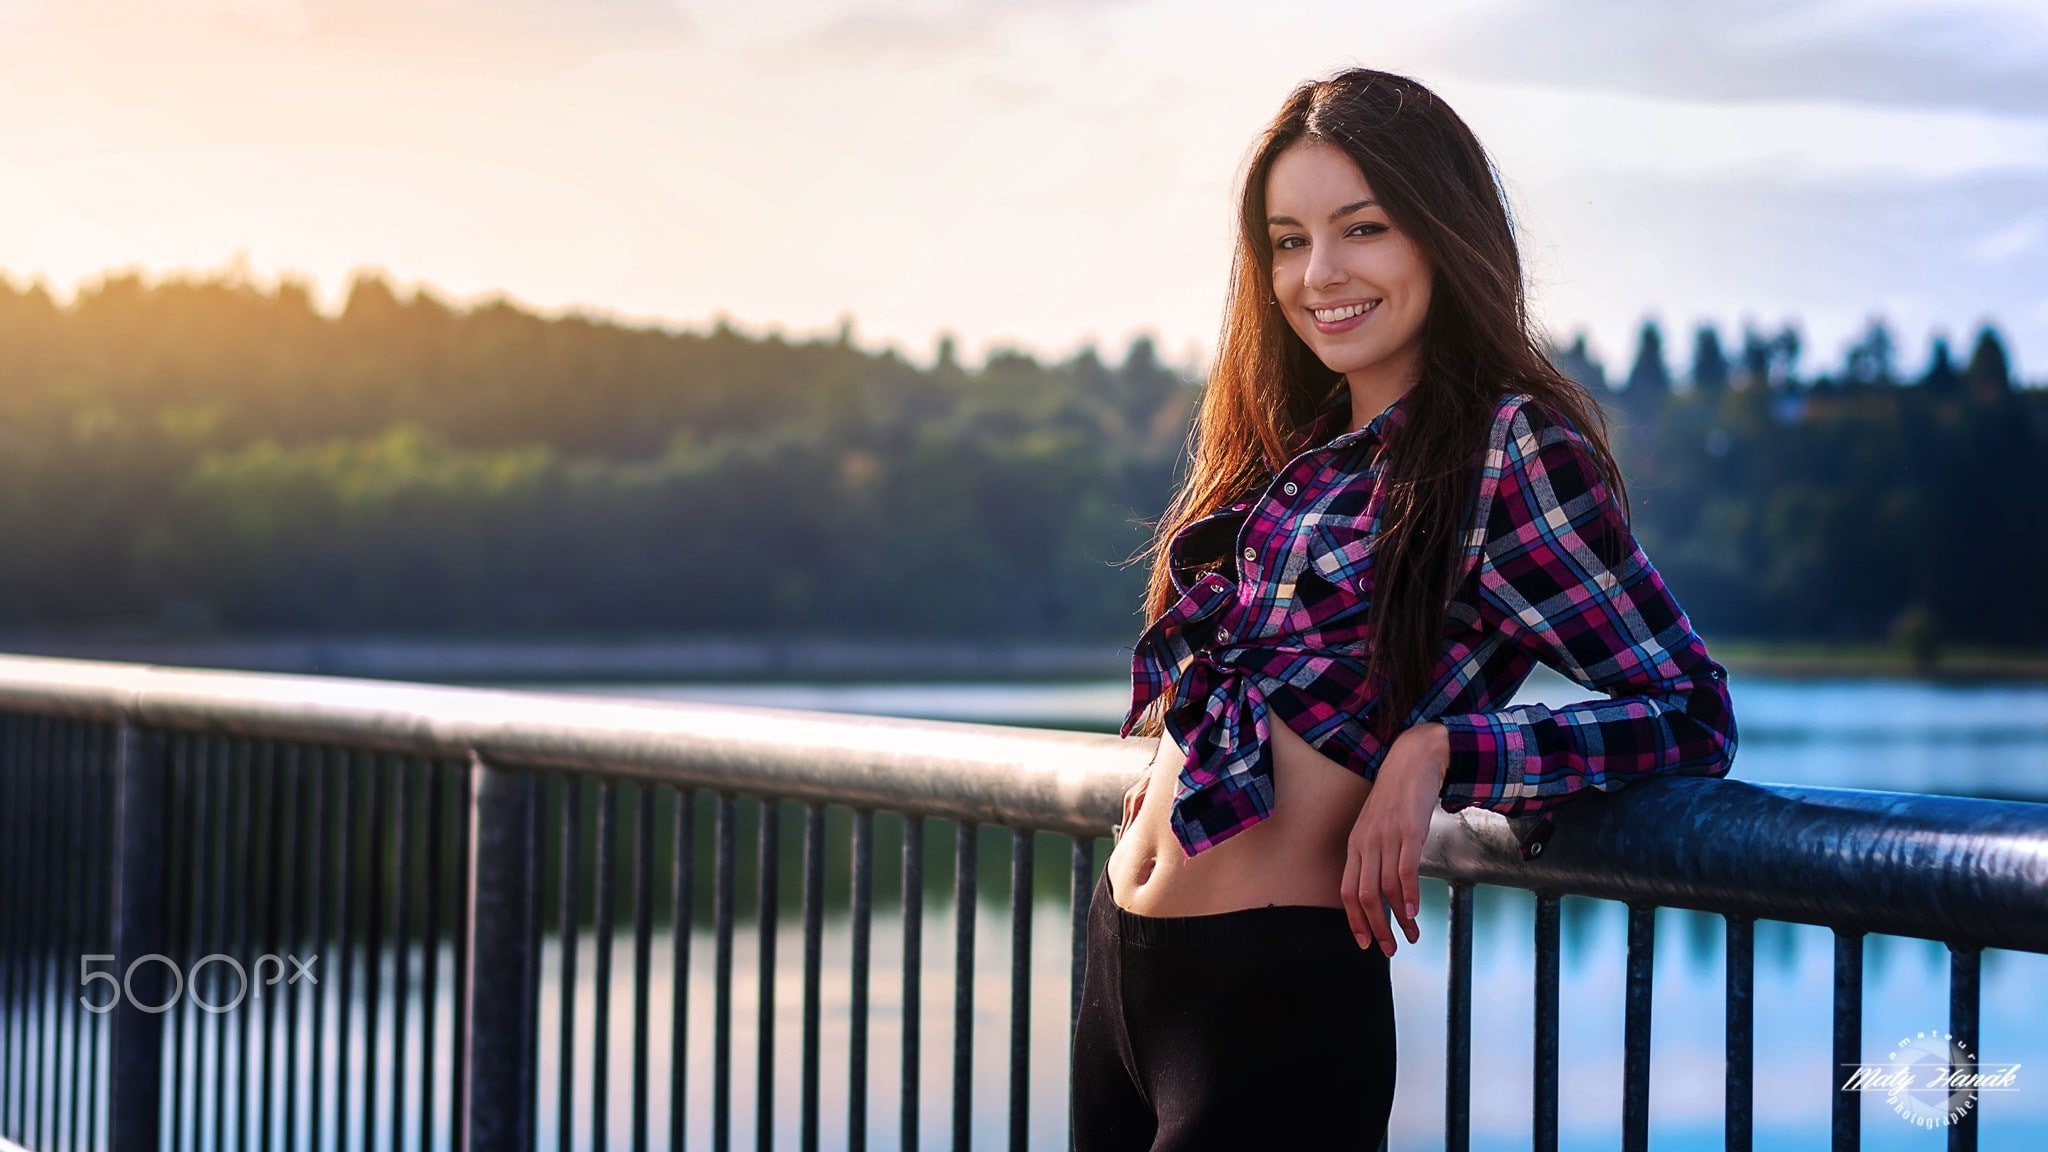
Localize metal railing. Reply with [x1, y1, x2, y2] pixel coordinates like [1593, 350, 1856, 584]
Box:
[1, 651, 2045, 1152]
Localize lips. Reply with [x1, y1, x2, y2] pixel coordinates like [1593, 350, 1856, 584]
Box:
[1308, 299, 1380, 333]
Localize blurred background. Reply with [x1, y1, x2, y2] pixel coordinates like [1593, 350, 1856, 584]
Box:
[2, 1, 2046, 1149]
[2, 0, 2044, 676]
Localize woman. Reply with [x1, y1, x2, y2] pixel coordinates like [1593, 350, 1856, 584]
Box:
[1071, 69, 1738, 1149]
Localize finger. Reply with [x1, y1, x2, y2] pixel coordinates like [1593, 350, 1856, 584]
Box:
[1357, 835, 1394, 956]
[1341, 850, 1370, 947]
[1371, 844, 1401, 957]
[1397, 836, 1424, 945]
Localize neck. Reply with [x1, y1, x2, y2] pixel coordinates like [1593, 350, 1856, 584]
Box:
[1345, 368, 1417, 432]
[1344, 341, 1424, 429]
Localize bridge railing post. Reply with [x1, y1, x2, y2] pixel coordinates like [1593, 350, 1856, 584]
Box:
[462, 752, 542, 1152]
[108, 722, 168, 1152]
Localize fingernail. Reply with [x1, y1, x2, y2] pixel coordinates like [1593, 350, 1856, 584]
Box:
[1381, 940, 1395, 957]
[1405, 902, 1418, 920]
[1355, 933, 1370, 950]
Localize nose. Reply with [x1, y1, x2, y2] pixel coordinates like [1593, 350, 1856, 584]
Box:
[1302, 243, 1346, 292]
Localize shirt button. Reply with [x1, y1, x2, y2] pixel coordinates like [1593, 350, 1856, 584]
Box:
[1218, 628, 1233, 643]
[1282, 481, 1299, 496]
[1242, 547, 1257, 563]
[1208, 579, 1225, 592]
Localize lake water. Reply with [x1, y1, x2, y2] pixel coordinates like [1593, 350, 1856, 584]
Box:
[130, 671, 2048, 1151]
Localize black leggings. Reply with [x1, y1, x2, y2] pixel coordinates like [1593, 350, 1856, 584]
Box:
[1070, 871, 1397, 1151]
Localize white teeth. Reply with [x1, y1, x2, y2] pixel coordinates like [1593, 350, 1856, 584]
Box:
[1312, 301, 1377, 323]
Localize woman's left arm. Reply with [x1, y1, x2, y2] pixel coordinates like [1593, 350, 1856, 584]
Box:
[1430, 399, 1738, 815]
[1343, 398, 1737, 957]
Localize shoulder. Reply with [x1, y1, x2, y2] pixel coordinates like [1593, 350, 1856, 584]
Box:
[1483, 392, 1594, 465]
[1457, 391, 1623, 568]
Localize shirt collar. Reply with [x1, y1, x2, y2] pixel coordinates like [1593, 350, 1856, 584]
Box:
[1302, 381, 1415, 450]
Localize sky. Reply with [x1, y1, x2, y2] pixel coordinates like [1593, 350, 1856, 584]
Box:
[3, 0, 2045, 381]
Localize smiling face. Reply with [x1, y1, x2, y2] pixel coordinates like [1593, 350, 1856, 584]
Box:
[1264, 141, 1433, 407]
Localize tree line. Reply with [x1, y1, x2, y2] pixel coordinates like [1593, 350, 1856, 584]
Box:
[0, 269, 2040, 652]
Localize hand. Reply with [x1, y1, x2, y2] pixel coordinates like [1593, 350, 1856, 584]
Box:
[1342, 722, 1449, 956]
[1114, 771, 1149, 842]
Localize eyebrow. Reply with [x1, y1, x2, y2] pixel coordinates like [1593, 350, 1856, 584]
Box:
[1267, 198, 1377, 228]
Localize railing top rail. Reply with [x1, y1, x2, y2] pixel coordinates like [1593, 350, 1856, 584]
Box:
[4, 652, 2046, 952]
[0, 651, 1146, 839]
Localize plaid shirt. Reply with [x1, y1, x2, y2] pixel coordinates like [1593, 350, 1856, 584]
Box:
[1123, 388, 1737, 858]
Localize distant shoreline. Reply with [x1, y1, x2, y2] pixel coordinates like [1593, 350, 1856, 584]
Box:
[3, 633, 2044, 683]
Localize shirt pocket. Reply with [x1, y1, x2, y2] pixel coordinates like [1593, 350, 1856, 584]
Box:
[1305, 519, 1378, 599]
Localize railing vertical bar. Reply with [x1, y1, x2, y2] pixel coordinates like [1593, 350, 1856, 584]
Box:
[1066, 836, 1092, 1152]
[334, 749, 357, 1152]
[1623, 904, 1657, 1152]
[631, 782, 655, 1152]
[17, 712, 35, 1146]
[363, 753, 389, 1152]
[558, 775, 584, 1152]
[0, 714, 18, 1139]
[1533, 893, 1560, 1152]
[317, 748, 345, 1152]
[594, 779, 618, 1152]
[849, 809, 874, 1152]
[712, 793, 737, 1152]
[465, 754, 545, 1152]
[952, 822, 977, 1152]
[1831, 930, 1863, 1152]
[756, 799, 783, 1152]
[9, 713, 30, 1144]
[1726, 915, 1754, 1152]
[390, 758, 414, 1152]
[58, 721, 83, 1152]
[902, 815, 924, 1152]
[241, 742, 274, 1152]
[261, 744, 291, 1152]
[1948, 945, 1981, 1152]
[195, 737, 224, 1152]
[214, 740, 248, 1152]
[0, 714, 12, 1135]
[46, 719, 64, 1152]
[669, 789, 697, 1152]
[420, 760, 447, 1152]
[109, 722, 170, 1152]
[53, 721, 81, 1152]
[83, 724, 114, 1152]
[801, 803, 826, 1152]
[451, 756, 480, 1152]
[25, 713, 50, 1139]
[33, 713, 56, 1139]
[284, 746, 308, 1152]
[158, 734, 184, 1152]
[1007, 829, 1033, 1152]
[7, 712, 24, 1142]
[1068, 839, 1092, 1040]
[1445, 882, 1473, 1152]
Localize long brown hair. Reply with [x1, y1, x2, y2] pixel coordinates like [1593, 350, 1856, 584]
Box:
[1136, 68, 1626, 740]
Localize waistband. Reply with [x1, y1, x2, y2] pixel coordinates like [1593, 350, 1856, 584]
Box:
[1095, 870, 1354, 949]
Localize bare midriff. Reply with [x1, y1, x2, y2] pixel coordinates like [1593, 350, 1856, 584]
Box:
[1105, 718, 1373, 916]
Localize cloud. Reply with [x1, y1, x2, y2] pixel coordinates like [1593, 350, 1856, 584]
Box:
[764, 7, 1001, 71]
[4, 0, 696, 79]
[1420, 0, 2048, 118]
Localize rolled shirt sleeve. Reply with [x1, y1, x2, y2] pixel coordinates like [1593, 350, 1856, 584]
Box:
[1434, 398, 1738, 816]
